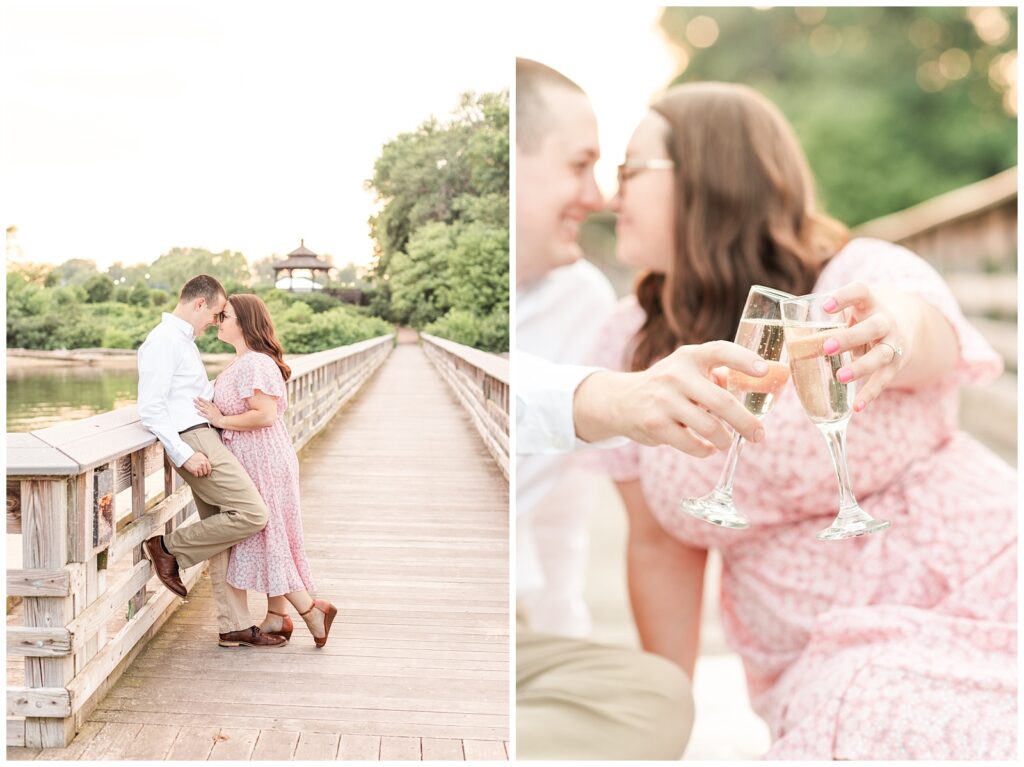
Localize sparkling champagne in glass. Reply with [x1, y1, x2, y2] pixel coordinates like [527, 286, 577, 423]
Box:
[679, 285, 793, 529]
[781, 294, 891, 541]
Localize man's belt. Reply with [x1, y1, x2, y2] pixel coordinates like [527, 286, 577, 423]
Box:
[179, 422, 215, 436]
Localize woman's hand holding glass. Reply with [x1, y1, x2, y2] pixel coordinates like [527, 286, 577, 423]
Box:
[819, 282, 912, 413]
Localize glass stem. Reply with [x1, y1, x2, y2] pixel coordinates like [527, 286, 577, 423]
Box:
[713, 432, 745, 499]
[817, 419, 860, 514]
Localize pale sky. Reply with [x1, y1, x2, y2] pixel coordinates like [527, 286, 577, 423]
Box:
[1, 1, 510, 271]
[514, 4, 682, 198]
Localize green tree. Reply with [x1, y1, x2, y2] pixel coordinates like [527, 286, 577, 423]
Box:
[46, 258, 98, 287]
[147, 247, 252, 291]
[128, 282, 151, 307]
[106, 261, 150, 286]
[365, 90, 510, 351]
[250, 255, 278, 287]
[83, 274, 115, 303]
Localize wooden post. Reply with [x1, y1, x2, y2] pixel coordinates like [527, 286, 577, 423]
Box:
[129, 451, 147, 617]
[22, 479, 76, 748]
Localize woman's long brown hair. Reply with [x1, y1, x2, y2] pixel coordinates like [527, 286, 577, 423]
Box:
[228, 294, 291, 382]
[630, 82, 848, 371]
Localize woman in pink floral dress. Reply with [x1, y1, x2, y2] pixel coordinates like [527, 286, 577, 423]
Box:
[587, 82, 1016, 759]
[194, 293, 337, 648]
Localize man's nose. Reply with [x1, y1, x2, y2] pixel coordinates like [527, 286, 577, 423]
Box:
[580, 171, 605, 212]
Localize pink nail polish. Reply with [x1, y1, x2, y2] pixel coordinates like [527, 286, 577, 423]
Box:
[837, 368, 854, 383]
[855, 401, 866, 412]
[822, 297, 838, 312]
[823, 338, 840, 355]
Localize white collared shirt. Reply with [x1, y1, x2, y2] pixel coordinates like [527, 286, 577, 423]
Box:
[515, 259, 618, 637]
[137, 313, 215, 467]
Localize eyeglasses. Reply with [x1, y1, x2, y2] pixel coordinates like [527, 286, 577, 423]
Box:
[616, 158, 675, 196]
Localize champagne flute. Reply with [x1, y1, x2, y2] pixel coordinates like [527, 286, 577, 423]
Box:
[780, 293, 891, 541]
[679, 285, 793, 529]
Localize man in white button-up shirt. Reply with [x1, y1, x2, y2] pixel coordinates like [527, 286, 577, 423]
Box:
[515, 59, 769, 761]
[137, 275, 284, 648]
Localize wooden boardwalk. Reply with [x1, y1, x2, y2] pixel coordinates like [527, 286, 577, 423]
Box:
[8, 342, 509, 761]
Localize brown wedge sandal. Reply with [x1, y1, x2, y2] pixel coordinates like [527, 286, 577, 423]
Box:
[299, 599, 338, 648]
[263, 608, 293, 641]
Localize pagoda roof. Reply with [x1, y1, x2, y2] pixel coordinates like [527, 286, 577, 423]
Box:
[271, 240, 331, 271]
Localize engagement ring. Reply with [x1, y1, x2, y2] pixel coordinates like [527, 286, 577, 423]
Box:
[879, 341, 904, 360]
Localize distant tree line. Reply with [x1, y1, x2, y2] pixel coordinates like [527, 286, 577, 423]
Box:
[6, 250, 390, 353]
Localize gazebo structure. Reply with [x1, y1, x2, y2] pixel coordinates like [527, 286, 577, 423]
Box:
[272, 240, 332, 292]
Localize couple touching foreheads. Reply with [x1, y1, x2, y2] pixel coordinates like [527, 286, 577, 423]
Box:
[137, 275, 337, 649]
[515, 59, 1015, 761]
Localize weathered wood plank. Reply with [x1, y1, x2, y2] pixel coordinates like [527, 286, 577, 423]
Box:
[128, 450, 148, 617]
[6, 434, 80, 477]
[7, 716, 26, 747]
[33, 718, 105, 760]
[7, 688, 71, 718]
[77, 721, 143, 760]
[209, 727, 260, 760]
[338, 734, 381, 760]
[90, 708, 508, 742]
[294, 731, 340, 760]
[251, 729, 300, 760]
[462, 739, 508, 761]
[8, 479, 23, 534]
[4, 746, 39, 760]
[7, 564, 86, 597]
[120, 723, 180, 760]
[21, 478, 76, 748]
[380, 736, 421, 760]
[165, 724, 220, 760]
[422, 737, 465, 760]
[67, 472, 91, 566]
[7, 628, 72, 657]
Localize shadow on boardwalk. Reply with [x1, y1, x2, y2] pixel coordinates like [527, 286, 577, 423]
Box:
[8, 342, 509, 761]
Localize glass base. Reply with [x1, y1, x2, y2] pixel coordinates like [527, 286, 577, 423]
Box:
[679, 489, 750, 530]
[816, 511, 891, 541]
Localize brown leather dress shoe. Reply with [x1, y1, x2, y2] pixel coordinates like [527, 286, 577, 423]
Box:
[143, 536, 187, 598]
[218, 626, 288, 648]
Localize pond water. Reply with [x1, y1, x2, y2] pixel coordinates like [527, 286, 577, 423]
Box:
[6, 360, 228, 433]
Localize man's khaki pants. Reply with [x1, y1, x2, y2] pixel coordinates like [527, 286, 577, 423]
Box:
[166, 427, 267, 634]
[517, 624, 694, 760]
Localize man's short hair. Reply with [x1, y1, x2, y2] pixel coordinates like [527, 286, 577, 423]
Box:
[516, 58, 585, 153]
[179, 274, 225, 305]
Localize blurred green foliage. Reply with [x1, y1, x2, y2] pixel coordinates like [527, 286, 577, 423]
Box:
[367, 91, 510, 352]
[659, 6, 1017, 225]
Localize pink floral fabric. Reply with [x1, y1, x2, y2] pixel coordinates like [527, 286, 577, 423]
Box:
[584, 239, 1017, 760]
[214, 351, 316, 596]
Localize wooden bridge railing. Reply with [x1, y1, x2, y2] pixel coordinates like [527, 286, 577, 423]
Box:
[857, 166, 1017, 463]
[420, 333, 509, 479]
[5, 334, 394, 748]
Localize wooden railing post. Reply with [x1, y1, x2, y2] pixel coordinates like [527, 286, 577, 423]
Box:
[20, 479, 76, 748]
